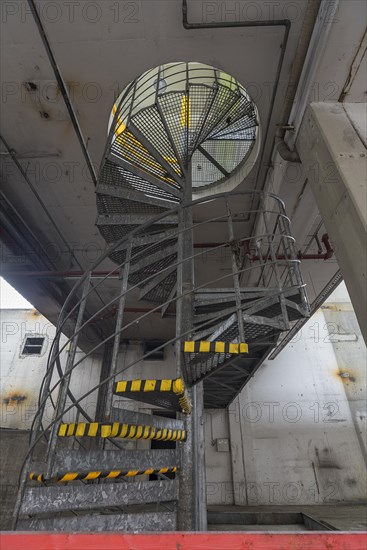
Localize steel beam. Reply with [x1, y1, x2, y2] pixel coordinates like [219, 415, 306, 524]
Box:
[297, 103, 367, 342]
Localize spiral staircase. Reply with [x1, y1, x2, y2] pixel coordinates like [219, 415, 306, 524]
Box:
[13, 63, 309, 532]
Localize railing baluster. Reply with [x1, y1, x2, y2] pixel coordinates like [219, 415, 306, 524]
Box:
[226, 198, 245, 342]
[46, 272, 92, 476]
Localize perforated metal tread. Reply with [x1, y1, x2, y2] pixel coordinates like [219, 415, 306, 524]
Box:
[29, 467, 178, 483]
[17, 511, 177, 532]
[20, 480, 179, 516]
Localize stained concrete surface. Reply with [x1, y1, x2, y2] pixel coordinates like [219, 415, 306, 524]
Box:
[208, 505, 367, 531]
[0, 429, 29, 530]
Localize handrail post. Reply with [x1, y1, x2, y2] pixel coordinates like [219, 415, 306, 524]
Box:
[45, 272, 92, 476]
[103, 241, 133, 422]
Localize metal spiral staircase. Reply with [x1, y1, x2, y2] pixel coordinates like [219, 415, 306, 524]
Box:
[13, 63, 309, 532]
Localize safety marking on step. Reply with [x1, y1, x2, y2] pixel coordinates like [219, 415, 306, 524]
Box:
[113, 377, 191, 414]
[183, 341, 248, 354]
[57, 421, 187, 442]
[29, 466, 177, 483]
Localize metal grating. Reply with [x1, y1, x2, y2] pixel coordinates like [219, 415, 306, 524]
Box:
[201, 140, 252, 174]
[97, 195, 169, 216]
[132, 107, 183, 177]
[111, 132, 179, 187]
[158, 92, 190, 167]
[100, 160, 180, 202]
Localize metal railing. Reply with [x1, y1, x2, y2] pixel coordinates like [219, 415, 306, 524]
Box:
[13, 189, 309, 526]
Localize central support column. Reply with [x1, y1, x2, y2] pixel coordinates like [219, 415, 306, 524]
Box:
[176, 163, 207, 531]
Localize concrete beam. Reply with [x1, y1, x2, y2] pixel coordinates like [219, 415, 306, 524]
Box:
[297, 102, 367, 342]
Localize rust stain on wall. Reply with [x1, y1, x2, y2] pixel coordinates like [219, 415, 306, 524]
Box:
[331, 368, 357, 384]
[2, 393, 28, 406]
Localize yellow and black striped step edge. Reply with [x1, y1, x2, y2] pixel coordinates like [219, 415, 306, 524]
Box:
[113, 378, 191, 414]
[58, 421, 186, 442]
[183, 341, 248, 354]
[30, 466, 177, 483]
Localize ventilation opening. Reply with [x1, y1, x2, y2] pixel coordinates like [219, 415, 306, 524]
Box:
[143, 340, 165, 361]
[22, 337, 45, 355]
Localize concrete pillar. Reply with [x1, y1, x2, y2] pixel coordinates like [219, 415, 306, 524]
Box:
[296, 102, 367, 343]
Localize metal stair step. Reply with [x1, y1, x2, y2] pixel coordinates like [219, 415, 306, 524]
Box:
[113, 378, 191, 413]
[183, 340, 248, 354]
[29, 467, 178, 483]
[17, 511, 177, 532]
[111, 407, 185, 430]
[58, 421, 186, 442]
[50, 448, 179, 473]
[20, 479, 178, 515]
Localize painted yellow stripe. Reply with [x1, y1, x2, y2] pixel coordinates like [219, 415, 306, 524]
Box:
[61, 473, 78, 482]
[215, 341, 225, 353]
[127, 425, 137, 439]
[142, 426, 151, 439]
[144, 379, 156, 391]
[88, 423, 99, 437]
[125, 470, 139, 477]
[229, 343, 239, 354]
[84, 471, 101, 480]
[119, 424, 129, 438]
[240, 343, 249, 353]
[131, 380, 142, 391]
[101, 425, 111, 438]
[181, 96, 191, 128]
[112, 104, 126, 136]
[116, 380, 127, 393]
[144, 469, 154, 475]
[37, 474, 43, 482]
[117, 134, 167, 177]
[160, 379, 172, 391]
[159, 467, 168, 474]
[173, 378, 184, 395]
[199, 341, 211, 352]
[58, 424, 67, 437]
[107, 471, 121, 479]
[184, 341, 195, 352]
[135, 425, 143, 439]
[66, 423, 75, 436]
[75, 423, 86, 437]
[110, 422, 120, 437]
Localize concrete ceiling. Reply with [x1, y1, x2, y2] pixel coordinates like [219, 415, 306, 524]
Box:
[0, 0, 365, 345]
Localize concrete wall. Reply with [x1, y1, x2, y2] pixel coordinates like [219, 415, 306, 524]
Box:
[228, 283, 367, 506]
[0, 309, 101, 429]
[0, 429, 30, 530]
